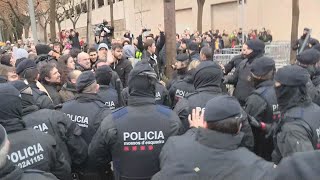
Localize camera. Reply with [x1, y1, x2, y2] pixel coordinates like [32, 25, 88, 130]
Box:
[94, 21, 114, 37]
[142, 28, 151, 33]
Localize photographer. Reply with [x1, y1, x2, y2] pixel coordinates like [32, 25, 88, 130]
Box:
[95, 19, 114, 48]
[69, 29, 80, 50]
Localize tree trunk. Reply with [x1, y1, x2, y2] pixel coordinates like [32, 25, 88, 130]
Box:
[87, 0, 92, 46]
[197, 0, 205, 34]
[164, 0, 176, 79]
[290, 0, 299, 64]
[72, 22, 76, 30]
[44, 25, 48, 43]
[24, 23, 31, 39]
[50, 0, 57, 42]
[109, 0, 114, 38]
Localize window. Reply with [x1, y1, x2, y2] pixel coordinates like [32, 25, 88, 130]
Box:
[82, 2, 87, 13]
[92, 0, 95, 9]
[98, 0, 104, 8]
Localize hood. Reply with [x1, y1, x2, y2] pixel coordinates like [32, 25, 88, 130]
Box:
[0, 84, 22, 121]
[123, 45, 135, 59]
[193, 61, 223, 89]
[275, 85, 311, 112]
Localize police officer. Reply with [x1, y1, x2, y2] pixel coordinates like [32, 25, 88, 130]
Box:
[88, 62, 182, 180]
[153, 96, 273, 180]
[292, 28, 319, 52]
[16, 59, 54, 109]
[296, 49, 320, 106]
[10, 80, 88, 167]
[168, 62, 197, 108]
[0, 83, 71, 180]
[174, 60, 254, 149]
[0, 124, 60, 180]
[95, 65, 120, 110]
[166, 53, 190, 91]
[60, 71, 111, 179]
[272, 65, 320, 164]
[121, 79, 171, 106]
[245, 57, 279, 161]
[224, 39, 265, 106]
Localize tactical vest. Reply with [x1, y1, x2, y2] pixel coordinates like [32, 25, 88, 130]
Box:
[111, 105, 173, 179]
[23, 109, 71, 164]
[98, 88, 119, 110]
[7, 129, 51, 171]
[252, 86, 281, 123]
[279, 104, 320, 150]
[173, 80, 195, 107]
[61, 100, 105, 143]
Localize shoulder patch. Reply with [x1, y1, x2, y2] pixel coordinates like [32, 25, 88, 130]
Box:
[112, 107, 128, 120]
[156, 105, 171, 117]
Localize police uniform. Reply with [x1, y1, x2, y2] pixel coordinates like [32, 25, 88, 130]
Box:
[9, 80, 88, 167]
[121, 82, 171, 106]
[296, 49, 320, 106]
[0, 85, 71, 180]
[272, 65, 320, 164]
[88, 62, 182, 180]
[168, 74, 195, 108]
[245, 57, 279, 161]
[153, 96, 273, 180]
[97, 85, 119, 110]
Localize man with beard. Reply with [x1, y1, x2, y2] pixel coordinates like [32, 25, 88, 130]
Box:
[244, 57, 280, 161]
[39, 63, 62, 106]
[88, 62, 182, 180]
[224, 39, 265, 106]
[296, 49, 320, 106]
[166, 53, 190, 90]
[76, 52, 92, 71]
[292, 28, 319, 53]
[173, 61, 254, 150]
[106, 43, 133, 88]
[272, 65, 320, 164]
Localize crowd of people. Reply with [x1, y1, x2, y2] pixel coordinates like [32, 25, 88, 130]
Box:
[0, 25, 319, 180]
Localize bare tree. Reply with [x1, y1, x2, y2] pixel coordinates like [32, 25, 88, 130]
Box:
[197, 0, 205, 34]
[49, 0, 57, 41]
[86, 0, 92, 46]
[63, 0, 83, 29]
[164, 0, 176, 79]
[109, 0, 114, 28]
[290, 0, 299, 64]
[38, 8, 50, 43]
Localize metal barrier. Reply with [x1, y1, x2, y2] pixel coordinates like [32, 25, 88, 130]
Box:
[216, 42, 291, 69]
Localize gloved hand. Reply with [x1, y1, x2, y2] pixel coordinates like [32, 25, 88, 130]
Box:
[265, 122, 278, 138]
[247, 115, 261, 128]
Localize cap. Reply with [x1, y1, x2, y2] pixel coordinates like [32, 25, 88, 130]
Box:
[275, 65, 310, 86]
[204, 95, 241, 122]
[9, 80, 29, 93]
[128, 61, 157, 82]
[98, 43, 109, 51]
[188, 42, 199, 52]
[5, 41, 10, 44]
[0, 83, 20, 97]
[76, 71, 96, 92]
[297, 49, 320, 65]
[16, 59, 37, 75]
[176, 53, 189, 62]
[245, 39, 265, 52]
[251, 56, 275, 77]
[0, 124, 7, 150]
[14, 48, 29, 60]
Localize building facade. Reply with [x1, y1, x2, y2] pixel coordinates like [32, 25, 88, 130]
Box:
[38, 0, 320, 42]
